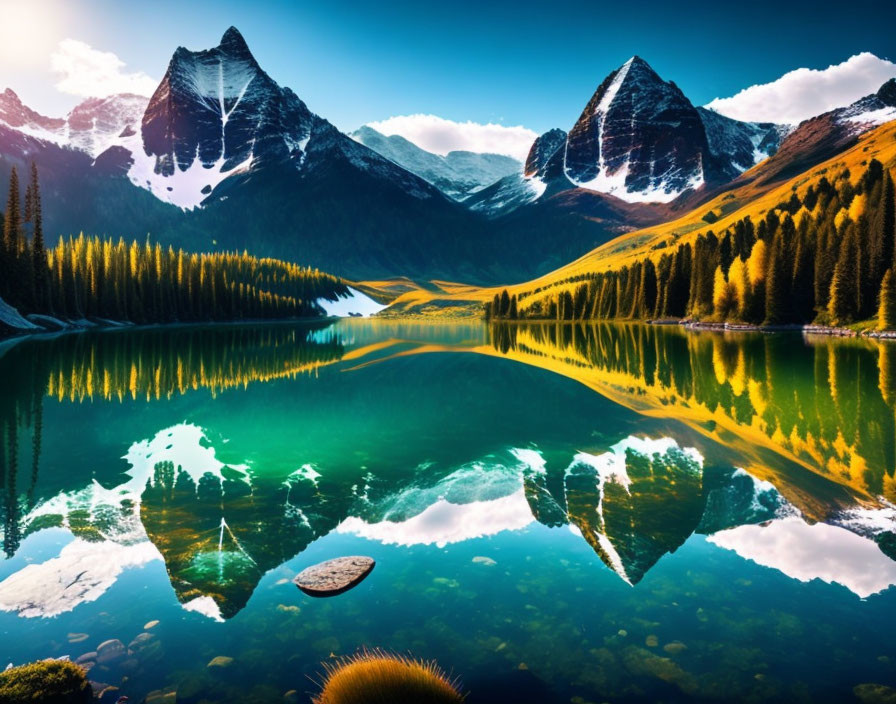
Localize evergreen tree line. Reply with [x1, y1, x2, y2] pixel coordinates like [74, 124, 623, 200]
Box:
[1, 164, 349, 324]
[486, 160, 896, 329]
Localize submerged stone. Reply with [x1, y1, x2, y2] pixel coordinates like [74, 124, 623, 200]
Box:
[95, 640, 126, 665]
[207, 656, 234, 669]
[293, 556, 375, 597]
[854, 684, 896, 704]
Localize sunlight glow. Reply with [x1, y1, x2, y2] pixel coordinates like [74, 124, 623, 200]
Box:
[0, 0, 67, 69]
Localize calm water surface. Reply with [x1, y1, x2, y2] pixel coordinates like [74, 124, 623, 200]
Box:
[1, 320, 895, 703]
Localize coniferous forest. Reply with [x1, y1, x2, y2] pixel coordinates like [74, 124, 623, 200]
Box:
[0, 164, 348, 328]
[487, 160, 896, 329]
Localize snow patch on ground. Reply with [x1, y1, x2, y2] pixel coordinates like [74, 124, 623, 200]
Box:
[317, 287, 387, 317]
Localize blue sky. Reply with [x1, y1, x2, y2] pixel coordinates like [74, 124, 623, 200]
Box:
[2, 0, 894, 138]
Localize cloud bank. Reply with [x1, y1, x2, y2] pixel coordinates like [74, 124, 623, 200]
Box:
[365, 114, 536, 161]
[705, 52, 896, 125]
[51, 38, 158, 98]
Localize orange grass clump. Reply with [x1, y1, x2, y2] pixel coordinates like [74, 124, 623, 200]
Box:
[313, 650, 464, 704]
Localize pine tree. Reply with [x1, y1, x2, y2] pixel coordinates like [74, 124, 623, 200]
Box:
[2, 167, 24, 306]
[499, 289, 510, 317]
[877, 171, 896, 271]
[29, 163, 47, 312]
[764, 235, 787, 325]
[879, 269, 896, 331]
[828, 229, 859, 325]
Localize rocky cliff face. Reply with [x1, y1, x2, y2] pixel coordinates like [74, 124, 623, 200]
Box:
[141, 28, 312, 178]
[697, 107, 786, 181]
[524, 127, 567, 178]
[562, 56, 709, 203]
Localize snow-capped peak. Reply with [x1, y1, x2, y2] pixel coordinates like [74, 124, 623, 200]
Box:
[562, 56, 708, 203]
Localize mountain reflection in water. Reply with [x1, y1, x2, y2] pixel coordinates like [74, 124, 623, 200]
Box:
[1, 320, 894, 625]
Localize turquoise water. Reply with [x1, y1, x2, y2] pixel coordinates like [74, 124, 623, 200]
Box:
[0, 320, 895, 703]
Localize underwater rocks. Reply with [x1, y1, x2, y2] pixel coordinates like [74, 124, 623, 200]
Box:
[206, 656, 234, 670]
[95, 640, 127, 666]
[855, 684, 896, 704]
[294, 557, 375, 597]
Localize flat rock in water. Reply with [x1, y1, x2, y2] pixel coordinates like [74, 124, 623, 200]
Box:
[293, 556, 375, 597]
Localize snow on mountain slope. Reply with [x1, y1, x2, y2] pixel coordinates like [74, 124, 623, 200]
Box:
[465, 128, 565, 216]
[65, 93, 148, 157]
[352, 125, 520, 199]
[0, 89, 147, 158]
[697, 107, 788, 178]
[114, 27, 446, 210]
[837, 78, 896, 132]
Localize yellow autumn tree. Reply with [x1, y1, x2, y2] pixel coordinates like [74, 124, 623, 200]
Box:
[879, 269, 896, 331]
[728, 257, 749, 319]
[712, 265, 736, 319]
[848, 193, 866, 221]
[746, 239, 767, 287]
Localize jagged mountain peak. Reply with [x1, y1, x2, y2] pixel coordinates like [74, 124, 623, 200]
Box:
[877, 78, 896, 104]
[136, 28, 317, 205]
[219, 25, 252, 54]
[524, 127, 567, 178]
[170, 25, 257, 67]
[0, 88, 64, 132]
[563, 56, 706, 202]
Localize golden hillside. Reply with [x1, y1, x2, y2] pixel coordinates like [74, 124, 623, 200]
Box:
[378, 120, 896, 315]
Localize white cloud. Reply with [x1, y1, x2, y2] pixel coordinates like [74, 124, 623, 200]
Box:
[705, 52, 896, 125]
[365, 114, 536, 161]
[707, 516, 896, 598]
[51, 38, 158, 98]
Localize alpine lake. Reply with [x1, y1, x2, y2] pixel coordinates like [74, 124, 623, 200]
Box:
[1, 319, 895, 704]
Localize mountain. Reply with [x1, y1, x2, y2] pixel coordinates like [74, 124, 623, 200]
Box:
[0, 89, 147, 157]
[739, 77, 896, 187]
[524, 128, 567, 178]
[351, 125, 520, 200]
[470, 57, 784, 219]
[562, 56, 709, 202]
[0, 28, 513, 282]
[696, 107, 789, 181]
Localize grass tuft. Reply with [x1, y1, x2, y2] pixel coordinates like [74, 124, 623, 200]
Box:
[313, 649, 464, 704]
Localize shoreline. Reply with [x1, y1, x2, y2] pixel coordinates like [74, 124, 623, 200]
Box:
[479, 316, 896, 340]
[650, 319, 896, 339]
[0, 315, 339, 348]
